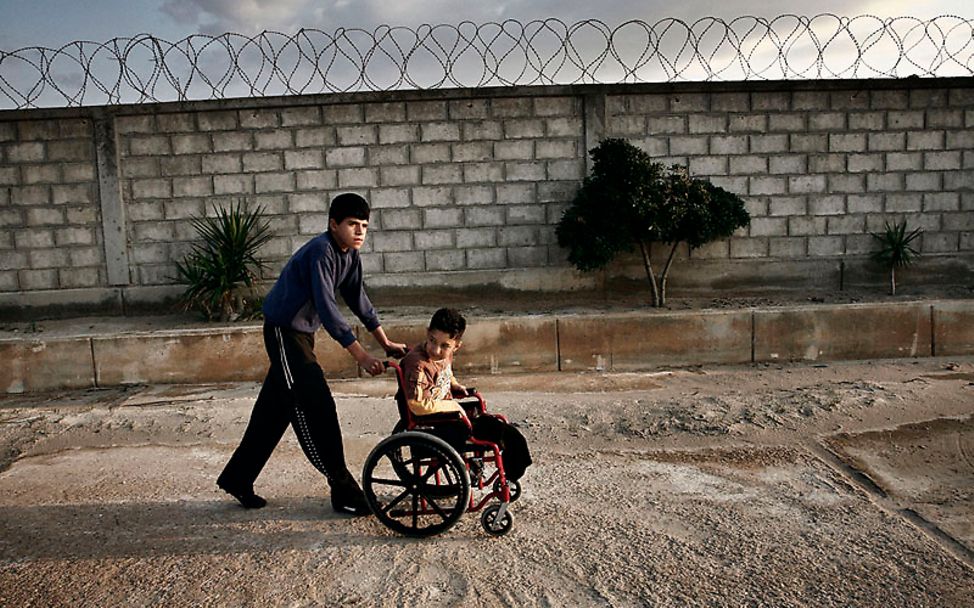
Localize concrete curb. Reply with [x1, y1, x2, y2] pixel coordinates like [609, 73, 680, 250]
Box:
[2, 299, 972, 394]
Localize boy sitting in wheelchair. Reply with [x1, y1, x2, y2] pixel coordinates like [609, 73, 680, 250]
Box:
[398, 308, 532, 485]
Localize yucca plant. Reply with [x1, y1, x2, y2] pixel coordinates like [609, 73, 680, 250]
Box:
[174, 200, 272, 321]
[870, 220, 921, 295]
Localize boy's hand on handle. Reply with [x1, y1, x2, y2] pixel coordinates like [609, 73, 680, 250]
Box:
[346, 340, 385, 376]
[358, 353, 385, 376]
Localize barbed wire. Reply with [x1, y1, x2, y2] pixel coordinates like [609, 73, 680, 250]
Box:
[2, 15, 973, 109]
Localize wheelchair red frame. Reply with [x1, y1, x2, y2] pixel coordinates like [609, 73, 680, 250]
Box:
[360, 360, 519, 536]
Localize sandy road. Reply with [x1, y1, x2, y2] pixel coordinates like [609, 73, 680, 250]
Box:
[0, 357, 972, 607]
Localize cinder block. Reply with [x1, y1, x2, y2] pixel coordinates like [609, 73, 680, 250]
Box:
[210, 132, 250, 152]
[423, 207, 463, 228]
[197, 111, 237, 131]
[559, 311, 751, 371]
[454, 185, 493, 206]
[295, 127, 336, 147]
[202, 153, 242, 174]
[411, 186, 453, 206]
[534, 96, 576, 116]
[172, 176, 213, 198]
[47, 140, 93, 162]
[710, 135, 748, 155]
[449, 99, 489, 120]
[382, 251, 424, 272]
[849, 112, 885, 131]
[337, 125, 378, 146]
[129, 137, 170, 156]
[935, 300, 974, 355]
[425, 249, 465, 271]
[827, 175, 866, 194]
[168, 134, 213, 155]
[923, 151, 962, 171]
[410, 143, 451, 164]
[414, 230, 455, 250]
[491, 98, 533, 118]
[649, 116, 687, 134]
[867, 132, 906, 151]
[670, 136, 708, 155]
[323, 104, 363, 124]
[284, 149, 324, 170]
[907, 131, 945, 151]
[379, 124, 419, 144]
[255, 172, 296, 193]
[407, 101, 448, 121]
[503, 119, 544, 139]
[295, 169, 337, 191]
[789, 134, 828, 153]
[421, 165, 462, 185]
[371, 144, 409, 165]
[325, 147, 366, 168]
[926, 109, 964, 128]
[546, 159, 583, 181]
[750, 134, 789, 153]
[281, 106, 321, 126]
[456, 227, 495, 248]
[807, 235, 844, 256]
[370, 188, 411, 209]
[712, 93, 750, 112]
[421, 122, 461, 142]
[888, 111, 924, 129]
[494, 140, 534, 160]
[365, 102, 407, 123]
[0, 338, 95, 393]
[239, 109, 280, 129]
[21, 165, 59, 184]
[506, 161, 546, 182]
[546, 117, 583, 137]
[866, 173, 903, 192]
[729, 115, 767, 133]
[768, 113, 805, 132]
[451, 142, 493, 162]
[466, 248, 506, 269]
[754, 303, 932, 362]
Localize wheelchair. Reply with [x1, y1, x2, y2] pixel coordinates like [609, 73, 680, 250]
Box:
[361, 360, 521, 537]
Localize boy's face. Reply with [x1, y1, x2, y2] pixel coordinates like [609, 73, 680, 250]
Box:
[423, 328, 461, 362]
[329, 217, 368, 251]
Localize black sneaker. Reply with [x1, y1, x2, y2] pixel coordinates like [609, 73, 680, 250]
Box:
[217, 480, 267, 509]
[331, 478, 370, 516]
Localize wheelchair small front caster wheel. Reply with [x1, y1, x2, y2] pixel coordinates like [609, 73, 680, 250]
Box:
[481, 504, 513, 536]
[492, 478, 521, 502]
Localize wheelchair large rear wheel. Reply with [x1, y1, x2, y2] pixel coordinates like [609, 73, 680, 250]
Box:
[363, 431, 470, 537]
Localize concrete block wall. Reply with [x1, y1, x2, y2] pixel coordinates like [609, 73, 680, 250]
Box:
[114, 94, 585, 290]
[0, 117, 103, 294]
[606, 87, 974, 268]
[1, 78, 972, 315]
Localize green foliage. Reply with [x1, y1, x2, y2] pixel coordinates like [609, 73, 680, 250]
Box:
[556, 138, 750, 306]
[174, 200, 272, 321]
[870, 220, 921, 295]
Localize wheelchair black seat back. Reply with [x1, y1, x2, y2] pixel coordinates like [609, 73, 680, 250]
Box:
[360, 359, 521, 537]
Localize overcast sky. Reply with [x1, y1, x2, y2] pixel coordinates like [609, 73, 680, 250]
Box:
[1, 0, 971, 50]
[1, 0, 971, 108]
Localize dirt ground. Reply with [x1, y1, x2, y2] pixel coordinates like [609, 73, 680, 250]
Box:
[0, 355, 972, 607]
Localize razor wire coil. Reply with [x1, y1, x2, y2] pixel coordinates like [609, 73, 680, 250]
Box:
[1, 14, 972, 109]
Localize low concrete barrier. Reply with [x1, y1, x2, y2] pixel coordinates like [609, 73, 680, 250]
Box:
[2, 300, 971, 393]
[558, 310, 752, 371]
[933, 300, 974, 356]
[0, 337, 95, 393]
[753, 303, 932, 362]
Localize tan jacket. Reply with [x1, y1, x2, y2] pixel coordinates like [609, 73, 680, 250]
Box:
[399, 344, 463, 416]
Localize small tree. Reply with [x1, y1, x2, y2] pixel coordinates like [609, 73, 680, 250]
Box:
[174, 200, 272, 321]
[556, 138, 750, 307]
[870, 220, 921, 295]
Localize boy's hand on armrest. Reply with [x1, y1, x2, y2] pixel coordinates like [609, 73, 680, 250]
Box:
[383, 342, 408, 358]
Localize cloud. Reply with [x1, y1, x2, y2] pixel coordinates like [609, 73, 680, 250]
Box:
[160, 0, 314, 33]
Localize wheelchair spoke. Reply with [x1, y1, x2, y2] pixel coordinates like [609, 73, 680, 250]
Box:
[381, 488, 411, 515]
[371, 477, 407, 488]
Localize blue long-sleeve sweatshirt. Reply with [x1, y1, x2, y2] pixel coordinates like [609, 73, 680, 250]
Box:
[262, 231, 380, 348]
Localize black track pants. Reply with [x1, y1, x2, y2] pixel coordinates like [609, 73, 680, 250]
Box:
[218, 323, 353, 490]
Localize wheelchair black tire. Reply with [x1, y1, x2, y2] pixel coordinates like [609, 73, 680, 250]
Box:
[362, 431, 470, 537]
